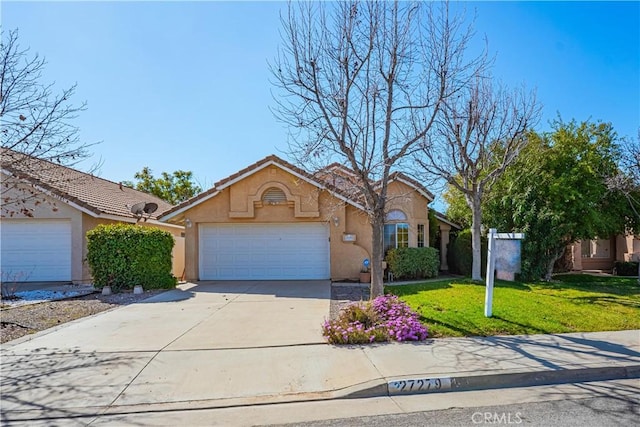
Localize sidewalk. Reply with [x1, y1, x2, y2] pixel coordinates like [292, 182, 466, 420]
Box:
[1, 283, 638, 424]
[2, 330, 638, 423]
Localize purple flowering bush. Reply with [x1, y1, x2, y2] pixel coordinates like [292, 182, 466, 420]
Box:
[323, 295, 428, 344]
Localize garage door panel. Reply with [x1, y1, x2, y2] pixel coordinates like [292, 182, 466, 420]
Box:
[0, 220, 72, 282]
[199, 223, 329, 280]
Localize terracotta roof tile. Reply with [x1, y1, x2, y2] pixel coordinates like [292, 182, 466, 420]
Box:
[1, 149, 173, 220]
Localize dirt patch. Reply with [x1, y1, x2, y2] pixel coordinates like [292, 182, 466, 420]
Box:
[330, 284, 370, 320]
[0, 290, 167, 344]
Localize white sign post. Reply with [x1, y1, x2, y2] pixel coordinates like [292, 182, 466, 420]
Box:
[485, 229, 524, 318]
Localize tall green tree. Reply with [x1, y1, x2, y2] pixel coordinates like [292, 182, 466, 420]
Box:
[124, 167, 202, 205]
[485, 120, 635, 280]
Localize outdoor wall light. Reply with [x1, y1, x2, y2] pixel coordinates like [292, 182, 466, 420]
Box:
[332, 216, 340, 227]
[185, 218, 192, 228]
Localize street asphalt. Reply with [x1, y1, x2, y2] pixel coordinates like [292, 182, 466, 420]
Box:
[0, 280, 638, 426]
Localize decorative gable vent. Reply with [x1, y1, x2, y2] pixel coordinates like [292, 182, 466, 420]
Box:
[262, 187, 287, 204]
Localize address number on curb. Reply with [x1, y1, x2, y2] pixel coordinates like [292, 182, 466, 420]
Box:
[388, 377, 452, 394]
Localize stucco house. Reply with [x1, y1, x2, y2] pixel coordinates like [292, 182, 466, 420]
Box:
[1, 150, 185, 283]
[570, 235, 640, 272]
[159, 155, 452, 282]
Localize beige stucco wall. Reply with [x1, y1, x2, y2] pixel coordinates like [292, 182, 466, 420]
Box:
[1, 181, 185, 283]
[179, 165, 432, 281]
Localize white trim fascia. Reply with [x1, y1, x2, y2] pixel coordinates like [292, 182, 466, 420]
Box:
[159, 190, 220, 221]
[433, 211, 460, 229]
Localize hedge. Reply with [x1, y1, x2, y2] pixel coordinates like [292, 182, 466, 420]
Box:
[447, 229, 487, 276]
[613, 261, 639, 277]
[386, 247, 439, 280]
[86, 224, 177, 292]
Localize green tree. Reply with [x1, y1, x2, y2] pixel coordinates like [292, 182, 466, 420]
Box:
[123, 167, 202, 205]
[485, 119, 635, 280]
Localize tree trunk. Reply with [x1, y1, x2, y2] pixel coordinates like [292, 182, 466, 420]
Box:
[370, 214, 385, 298]
[544, 258, 555, 282]
[469, 195, 483, 281]
[544, 248, 564, 281]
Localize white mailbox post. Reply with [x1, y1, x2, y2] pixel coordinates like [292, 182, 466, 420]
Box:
[485, 229, 524, 318]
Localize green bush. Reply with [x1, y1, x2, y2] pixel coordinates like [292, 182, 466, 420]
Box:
[86, 224, 177, 292]
[614, 261, 639, 277]
[448, 229, 487, 276]
[386, 247, 439, 280]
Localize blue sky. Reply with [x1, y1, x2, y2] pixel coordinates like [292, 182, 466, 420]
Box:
[3, 1, 639, 206]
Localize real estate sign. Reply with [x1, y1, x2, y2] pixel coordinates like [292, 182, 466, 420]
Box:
[485, 229, 524, 317]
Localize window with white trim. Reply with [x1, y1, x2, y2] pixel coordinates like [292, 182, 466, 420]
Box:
[417, 224, 425, 247]
[384, 210, 409, 254]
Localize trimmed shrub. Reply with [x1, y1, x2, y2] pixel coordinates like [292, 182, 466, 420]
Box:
[386, 247, 439, 280]
[86, 224, 177, 292]
[447, 229, 487, 277]
[614, 261, 639, 277]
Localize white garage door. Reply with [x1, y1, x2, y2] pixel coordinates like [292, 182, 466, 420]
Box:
[199, 223, 330, 280]
[0, 220, 72, 282]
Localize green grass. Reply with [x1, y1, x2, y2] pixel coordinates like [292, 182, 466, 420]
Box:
[386, 274, 640, 338]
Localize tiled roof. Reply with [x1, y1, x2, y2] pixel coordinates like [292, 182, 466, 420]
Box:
[160, 154, 436, 221]
[160, 155, 360, 220]
[1, 149, 173, 220]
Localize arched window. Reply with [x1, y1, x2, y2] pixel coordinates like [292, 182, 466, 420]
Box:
[384, 210, 409, 253]
[262, 187, 287, 204]
[385, 209, 407, 221]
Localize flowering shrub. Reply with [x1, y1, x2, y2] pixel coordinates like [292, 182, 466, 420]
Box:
[323, 295, 428, 344]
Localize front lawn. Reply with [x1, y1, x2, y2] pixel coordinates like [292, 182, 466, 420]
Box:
[387, 274, 640, 338]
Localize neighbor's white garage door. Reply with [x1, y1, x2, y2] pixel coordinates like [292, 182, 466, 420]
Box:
[0, 220, 72, 282]
[199, 223, 329, 280]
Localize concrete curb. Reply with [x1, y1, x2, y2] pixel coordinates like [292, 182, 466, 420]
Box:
[343, 364, 640, 399]
[4, 365, 638, 423]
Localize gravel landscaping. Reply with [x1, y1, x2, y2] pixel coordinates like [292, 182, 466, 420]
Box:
[0, 289, 167, 344]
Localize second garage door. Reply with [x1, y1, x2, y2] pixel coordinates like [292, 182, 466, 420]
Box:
[199, 223, 330, 280]
[0, 219, 72, 282]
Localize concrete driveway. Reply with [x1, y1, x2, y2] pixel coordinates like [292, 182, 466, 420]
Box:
[5, 280, 331, 353]
[2, 280, 366, 422]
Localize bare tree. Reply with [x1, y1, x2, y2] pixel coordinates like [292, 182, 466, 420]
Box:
[416, 76, 540, 281]
[606, 129, 640, 283]
[271, 1, 487, 297]
[1, 29, 96, 216]
[608, 130, 640, 219]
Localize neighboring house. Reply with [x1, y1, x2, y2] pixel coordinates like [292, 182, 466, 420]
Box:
[159, 154, 453, 282]
[1, 150, 185, 283]
[570, 235, 640, 272]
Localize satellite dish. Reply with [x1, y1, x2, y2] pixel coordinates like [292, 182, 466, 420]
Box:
[143, 202, 158, 215]
[130, 202, 146, 216]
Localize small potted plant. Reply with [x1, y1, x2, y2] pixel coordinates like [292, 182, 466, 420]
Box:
[359, 261, 371, 283]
